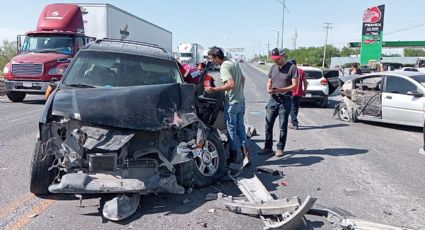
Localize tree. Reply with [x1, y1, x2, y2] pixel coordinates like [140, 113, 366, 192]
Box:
[340, 46, 359, 57]
[0, 40, 17, 76]
[404, 48, 425, 57]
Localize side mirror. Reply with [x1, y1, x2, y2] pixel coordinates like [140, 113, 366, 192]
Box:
[16, 35, 25, 53]
[407, 90, 423, 97]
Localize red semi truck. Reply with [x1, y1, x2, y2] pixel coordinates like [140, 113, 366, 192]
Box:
[3, 4, 91, 102]
[3, 3, 172, 102]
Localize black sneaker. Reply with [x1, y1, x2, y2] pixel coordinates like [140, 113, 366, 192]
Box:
[260, 148, 273, 155]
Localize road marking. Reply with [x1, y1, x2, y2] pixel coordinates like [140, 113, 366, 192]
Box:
[0, 115, 36, 123]
[6, 198, 56, 230]
[0, 193, 35, 221]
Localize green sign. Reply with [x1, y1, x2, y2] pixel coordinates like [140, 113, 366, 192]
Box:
[360, 5, 385, 65]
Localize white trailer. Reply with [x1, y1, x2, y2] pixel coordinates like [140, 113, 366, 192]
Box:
[178, 43, 204, 65]
[78, 3, 172, 52]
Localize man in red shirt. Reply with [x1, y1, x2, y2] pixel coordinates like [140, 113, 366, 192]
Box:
[289, 59, 308, 130]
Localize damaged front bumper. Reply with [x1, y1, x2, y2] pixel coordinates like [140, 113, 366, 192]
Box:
[48, 172, 185, 195]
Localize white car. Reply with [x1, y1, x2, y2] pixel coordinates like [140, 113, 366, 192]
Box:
[298, 66, 329, 107]
[401, 67, 419, 72]
[337, 71, 425, 127]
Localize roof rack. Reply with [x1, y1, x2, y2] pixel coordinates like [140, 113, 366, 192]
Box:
[95, 38, 167, 53]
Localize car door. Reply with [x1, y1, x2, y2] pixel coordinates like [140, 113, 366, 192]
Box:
[382, 75, 425, 126]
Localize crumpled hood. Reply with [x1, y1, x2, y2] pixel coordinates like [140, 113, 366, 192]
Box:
[51, 83, 198, 131]
[12, 52, 69, 64]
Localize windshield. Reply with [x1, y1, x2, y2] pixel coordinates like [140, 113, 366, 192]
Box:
[22, 35, 73, 55]
[180, 53, 193, 58]
[411, 75, 425, 87]
[304, 70, 323, 79]
[63, 51, 183, 87]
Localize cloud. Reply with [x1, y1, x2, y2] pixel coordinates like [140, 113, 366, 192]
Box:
[220, 34, 228, 40]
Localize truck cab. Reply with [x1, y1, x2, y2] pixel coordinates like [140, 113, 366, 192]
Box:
[3, 3, 91, 102]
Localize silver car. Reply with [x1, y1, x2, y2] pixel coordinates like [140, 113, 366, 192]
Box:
[336, 71, 425, 127]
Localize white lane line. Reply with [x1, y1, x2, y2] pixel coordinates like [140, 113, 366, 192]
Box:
[0, 115, 37, 123]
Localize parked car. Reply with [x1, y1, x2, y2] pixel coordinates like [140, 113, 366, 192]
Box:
[335, 71, 425, 127]
[299, 66, 329, 107]
[30, 39, 228, 221]
[259, 60, 266, 65]
[401, 67, 419, 72]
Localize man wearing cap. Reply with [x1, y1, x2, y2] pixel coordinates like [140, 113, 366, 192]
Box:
[262, 48, 298, 157]
[205, 46, 249, 164]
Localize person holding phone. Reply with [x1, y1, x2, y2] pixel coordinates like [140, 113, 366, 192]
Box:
[262, 48, 298, 157]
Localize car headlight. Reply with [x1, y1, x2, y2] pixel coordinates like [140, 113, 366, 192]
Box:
[3, 66, 9, 74]
[48, 67, 65, 75]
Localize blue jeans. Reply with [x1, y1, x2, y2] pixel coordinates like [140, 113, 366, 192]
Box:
[224, 101, 247, 151]
[265, 96, 292, 151]
[290, 96, 301, 126]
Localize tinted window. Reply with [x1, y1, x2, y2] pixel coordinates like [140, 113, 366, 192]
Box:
[411, 75, 425, 87]
[304, 70, 323, 79]
[385, 76, 418, 94]
[63, 51, 182, 87]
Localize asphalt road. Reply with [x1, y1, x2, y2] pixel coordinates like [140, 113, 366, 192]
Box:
[0, 63, 424, 229]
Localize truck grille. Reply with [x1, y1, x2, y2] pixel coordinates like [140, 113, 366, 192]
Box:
[11, 63, 43, 76]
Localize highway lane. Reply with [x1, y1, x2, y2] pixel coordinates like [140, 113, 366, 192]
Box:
[0, 64, 424, 229]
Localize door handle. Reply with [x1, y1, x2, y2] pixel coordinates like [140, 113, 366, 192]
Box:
[386, 95, 392, 99]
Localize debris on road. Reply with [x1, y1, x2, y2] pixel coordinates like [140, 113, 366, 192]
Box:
[205, 193, 218, 201]
[197, 222, 208, 228]
[256, 166, 285, 177]
[208, 208, 215, 213]
[218, 174, 316, 229]
[280, 181, 288, 187]
[27, 214, 38, 218]
[383, 210, 392, 216]
[308, 208, 414, 230]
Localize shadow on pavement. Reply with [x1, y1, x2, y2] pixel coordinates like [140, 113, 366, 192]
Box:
[360, 120, 423, 133]
[298, 123, 349, 130]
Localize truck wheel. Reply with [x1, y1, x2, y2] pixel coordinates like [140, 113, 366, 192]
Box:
[320, 96, 328, 108]
[192, 132, 226, 187]
[29, 140, 56, 196]
[6, 91, 26, 102]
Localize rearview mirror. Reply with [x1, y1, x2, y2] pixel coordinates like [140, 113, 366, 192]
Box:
[406, 90, 423, 97]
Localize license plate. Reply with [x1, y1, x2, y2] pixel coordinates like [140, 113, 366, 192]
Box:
[23, 82, 32, 87]
[305, 93, 312, 98]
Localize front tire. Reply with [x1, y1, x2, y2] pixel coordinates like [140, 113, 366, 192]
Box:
[338, 102, 356, 122]
[6, 91, 26, 102]
[192, 132, 226, 187]
[29, 140, 56, 196]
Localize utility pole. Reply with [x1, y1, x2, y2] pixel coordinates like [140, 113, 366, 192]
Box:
[278, 0, 286, 49]
[270, 29, 280, 48]
[291, 29, 298, 50]
[322, 22, 332, 69]
[266, 40, 271, 56]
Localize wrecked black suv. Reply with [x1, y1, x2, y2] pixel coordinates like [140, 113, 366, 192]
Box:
[29, 39, 227, 220]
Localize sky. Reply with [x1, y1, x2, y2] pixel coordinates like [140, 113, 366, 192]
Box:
[1, 0, 425, 58]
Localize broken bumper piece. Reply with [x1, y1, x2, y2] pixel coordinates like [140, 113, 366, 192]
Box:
[218, 175, 317, 230]
[48, 173, 185, 195]
[49, 173, 148, 194]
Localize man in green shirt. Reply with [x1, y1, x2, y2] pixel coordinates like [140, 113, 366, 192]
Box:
[205, 46, 249, 164]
